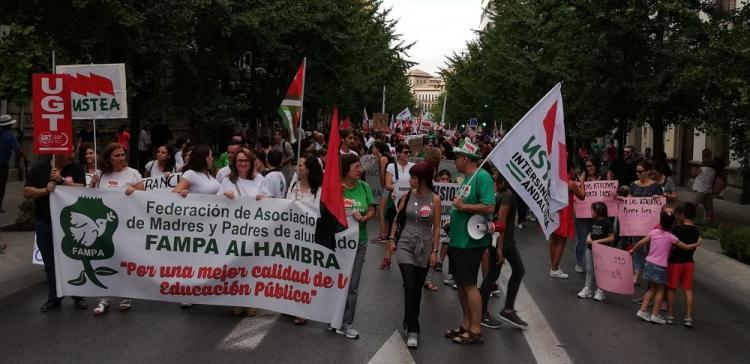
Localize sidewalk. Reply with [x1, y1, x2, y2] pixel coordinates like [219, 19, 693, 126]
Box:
[0, 181, 45, 299]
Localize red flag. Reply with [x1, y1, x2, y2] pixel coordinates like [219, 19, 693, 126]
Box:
[315, 106, 348, 250]
[340, 116, 351, 129]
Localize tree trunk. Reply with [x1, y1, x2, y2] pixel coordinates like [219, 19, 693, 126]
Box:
[651, 121, 665, 159]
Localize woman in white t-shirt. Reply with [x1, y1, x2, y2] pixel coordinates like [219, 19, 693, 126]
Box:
[285, 154, 323, 325]
[144, 144, 176, 178]
[171, 145, 220, 309]
[173, 145, 220, 197]
[380, 142, 415, 270]
[217, 148, 266, 317]
[91, 143, 144, 315]
[261, 149, 287, 199]
[218, 148, 268, 201]
[78, 142, 99, 188]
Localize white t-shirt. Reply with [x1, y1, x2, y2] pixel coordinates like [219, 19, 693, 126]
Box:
[85, 169, 100, 188]
[386, 161, 414, 200]
[262, 170, 287, 198]
[217, 174, 268, 198]
[216, 165, 231, 184]
[182, 169, 220, 194]
[174, 151, 184, 170]
[693, 166, 716, 193]
[97, 168, 142, 191]
[340, 148, 359, 157]
[144, 160, 174, 178]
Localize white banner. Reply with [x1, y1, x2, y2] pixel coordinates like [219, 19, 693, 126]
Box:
[50, 187, 358, 327]
[486, 83, 567, 239]
[56, 63, 128, 119]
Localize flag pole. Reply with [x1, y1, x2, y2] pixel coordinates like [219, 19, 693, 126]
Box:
[382, 85, 386, 113]
[441, 92, 447, 126]
[297, 57, 307, 168]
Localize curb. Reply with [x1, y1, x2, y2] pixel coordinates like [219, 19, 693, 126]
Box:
[693, 240, 750, 307]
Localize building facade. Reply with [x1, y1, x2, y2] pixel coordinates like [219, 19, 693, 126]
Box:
[406, 68, 444, 113]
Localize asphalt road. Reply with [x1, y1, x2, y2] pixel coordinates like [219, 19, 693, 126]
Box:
[0, 220, 748, 363]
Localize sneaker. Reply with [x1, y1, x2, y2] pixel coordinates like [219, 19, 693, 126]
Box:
[499, 310, 528, 329]
[434, 262, 443, 272]
[406, 332, 419, 348]
[39, 298, 62, 313]
[574, 264, 584, 273]
[683, 317, 693, 328]
[636, 310, 651, 322]
[378, 258, 391, 270]
[593, 289, 606, 302]
[549, 269, 569, 279]
[443, 279, 457, 289]
[666, 316, 675, 325]
[481, 313, 504, 329]
[491, 287, 503, 296]
[335, 327, 360, 339]
[577, 287, 593, 299]
[650, 314, 666, 325]
[73, 298, 88, 310]
[326, 325, 337, 332]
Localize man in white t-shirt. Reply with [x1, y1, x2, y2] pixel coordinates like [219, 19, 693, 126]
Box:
[216, 141, 243, 183]
[262, 150, 287, 198]
[691, 148, 716, 223]
[340, 129, 359, 156]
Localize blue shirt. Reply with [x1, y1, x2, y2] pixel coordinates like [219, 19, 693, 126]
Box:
[0, 129, 21, 165]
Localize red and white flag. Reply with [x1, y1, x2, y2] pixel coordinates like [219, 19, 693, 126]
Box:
[486, 83, 568, 238]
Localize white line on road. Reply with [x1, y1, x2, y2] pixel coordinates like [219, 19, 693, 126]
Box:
[368, 330, 415, 364]
[499, 269, 572, 364]
[219, 311, 280, 351]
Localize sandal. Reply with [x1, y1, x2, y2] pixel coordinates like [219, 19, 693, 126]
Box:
[93, 301, 110, 316]
[119, 298, 132, 311]
[424, 282, 439, 291]
[444, 326, 467, 339]
[452, 329, 484, 345]
[294, 317, 308, 325]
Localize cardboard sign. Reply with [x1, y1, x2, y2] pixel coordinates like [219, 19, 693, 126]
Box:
[405, 134, 424, 156]
[32, 74, 73, 154]
[618, 197, 666, 236]
[432, 182, 460, 224]
[574, 180, 619, 218]
[593, 243, 634, 295]
[359, 155, 386, 200]
[56, 63, 128, 119]
[372, 113, 389, 129]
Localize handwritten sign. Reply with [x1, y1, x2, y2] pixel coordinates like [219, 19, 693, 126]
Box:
[618, 196, 665, 236]
[592, 243, 634, 294]
[574, 180, 619, 218]
[142, 173, 182, 191]
[432, 182, 460, 224]
[360, 155, 386, 200]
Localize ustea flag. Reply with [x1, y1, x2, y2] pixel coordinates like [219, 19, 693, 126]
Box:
[487, 83, 568, 238]
[278, 60, 306, 143]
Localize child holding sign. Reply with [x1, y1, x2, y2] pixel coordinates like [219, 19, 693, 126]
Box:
[577, 202, 614, 301]
[630, 211, 701, 324]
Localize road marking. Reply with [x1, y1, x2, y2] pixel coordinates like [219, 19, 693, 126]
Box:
[219, 311, 279, 350]
[368, 330, 415, 364]
[498, 269, 572, 364]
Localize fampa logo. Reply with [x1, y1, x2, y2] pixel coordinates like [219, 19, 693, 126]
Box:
[60, 197, 119, 288]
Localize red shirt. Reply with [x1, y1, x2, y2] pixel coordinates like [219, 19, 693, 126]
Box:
[117, 131, 131, 150]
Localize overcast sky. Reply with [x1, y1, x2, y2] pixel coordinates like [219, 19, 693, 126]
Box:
[381, 0, 483, 76]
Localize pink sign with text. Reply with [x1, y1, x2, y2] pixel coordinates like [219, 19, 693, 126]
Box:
[573, 180, 619, 218]
[592, 243, 634, 295]
[618, 196, 665, 236]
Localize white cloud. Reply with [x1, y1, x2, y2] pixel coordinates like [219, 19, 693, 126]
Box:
[381, 0, 481, 75]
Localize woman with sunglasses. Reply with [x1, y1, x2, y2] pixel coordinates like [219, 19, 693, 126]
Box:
[574, 157, 602, 273]
[380, 143, 414, 270]
[626, 160, 664, 284]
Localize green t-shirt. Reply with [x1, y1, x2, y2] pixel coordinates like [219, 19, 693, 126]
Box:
[449, 168, 495, 249]
[215, 152, 229, 169]
[343, 180, 375, 245]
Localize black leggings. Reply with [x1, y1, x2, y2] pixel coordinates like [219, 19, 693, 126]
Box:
[480, 246, 526, 313]
[398, 263, 429, 333]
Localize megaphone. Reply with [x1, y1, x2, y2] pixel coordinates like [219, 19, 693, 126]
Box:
[467, 215, 507, 240]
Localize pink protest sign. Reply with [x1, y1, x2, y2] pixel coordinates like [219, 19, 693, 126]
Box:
[592, 243, 634, 295]
[573, 180, 619, 218]
[618, 196, 665, 236]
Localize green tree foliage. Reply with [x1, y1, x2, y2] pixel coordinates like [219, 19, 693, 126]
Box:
[0, 0, 414, 141]
[442, 0, 748, 163]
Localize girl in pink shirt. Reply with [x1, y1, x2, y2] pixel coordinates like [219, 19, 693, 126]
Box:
[629, 211, 701, 324]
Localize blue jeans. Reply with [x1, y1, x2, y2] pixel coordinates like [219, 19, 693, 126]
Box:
[342, 244, 368, 328]
[574, 218, 591, 267]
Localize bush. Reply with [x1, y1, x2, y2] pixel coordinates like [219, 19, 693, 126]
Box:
[719, 225, 750, 265]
